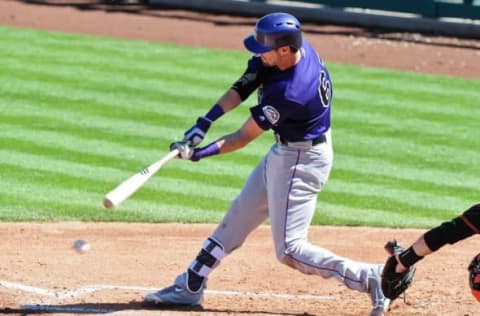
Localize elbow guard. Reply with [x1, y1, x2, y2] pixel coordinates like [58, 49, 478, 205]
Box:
[231, 70, 261, 101]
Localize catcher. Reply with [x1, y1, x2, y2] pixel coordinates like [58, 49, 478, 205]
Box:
[382, 203, 480, 302]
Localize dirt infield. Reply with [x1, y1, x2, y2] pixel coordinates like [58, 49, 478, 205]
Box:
[1, 1, 479, 315]
[1, 223, 479, 315]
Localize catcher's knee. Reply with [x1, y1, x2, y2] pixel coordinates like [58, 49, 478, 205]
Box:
[424, 204, 480, 251]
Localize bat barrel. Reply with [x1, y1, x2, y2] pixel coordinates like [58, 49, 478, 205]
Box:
[103, 149, 179, 209]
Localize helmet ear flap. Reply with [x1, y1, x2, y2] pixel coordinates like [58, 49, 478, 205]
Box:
[468, 253, 480, 302]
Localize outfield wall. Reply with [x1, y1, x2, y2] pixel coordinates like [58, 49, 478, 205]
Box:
[149, 0, 480, 39]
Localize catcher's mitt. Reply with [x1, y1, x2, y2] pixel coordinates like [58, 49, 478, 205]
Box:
[468, 252, 480, 302]
[381, 240, 416, 301]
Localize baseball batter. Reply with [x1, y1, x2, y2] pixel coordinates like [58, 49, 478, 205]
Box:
[145, 12, 390, 316]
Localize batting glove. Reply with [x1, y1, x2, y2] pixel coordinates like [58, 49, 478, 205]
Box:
[183, 116, 212, 147]
[170, 141, 194, 160]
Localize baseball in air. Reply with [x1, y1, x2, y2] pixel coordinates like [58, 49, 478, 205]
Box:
[73, 239, 91, 253]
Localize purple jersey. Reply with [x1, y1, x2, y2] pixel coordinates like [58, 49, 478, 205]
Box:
[247, 40, 332, 142]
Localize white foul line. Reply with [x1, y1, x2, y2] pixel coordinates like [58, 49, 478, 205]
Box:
[0, 280, 57, 297]
[0, 280, 334, 301]
[1, 279, 335, 311]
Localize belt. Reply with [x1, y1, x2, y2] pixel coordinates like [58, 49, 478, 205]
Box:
[275, 134, 326, 146]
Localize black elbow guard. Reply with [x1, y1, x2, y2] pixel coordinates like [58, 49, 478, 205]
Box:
[231, 71, 261, 101]
[424, 204, 480, 251]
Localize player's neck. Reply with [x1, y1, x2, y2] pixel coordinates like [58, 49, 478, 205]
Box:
[277, 51, 301, 71]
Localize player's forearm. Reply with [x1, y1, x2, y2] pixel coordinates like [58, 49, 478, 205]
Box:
[411, 236, 433, 257]
[216, 134, 253, 154]
[217, 117, 263, 154]
[190, 133, 253, 161]
[191, 117, 263, 161]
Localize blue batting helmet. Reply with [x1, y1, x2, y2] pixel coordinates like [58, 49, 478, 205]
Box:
[244, 12, 302, 54]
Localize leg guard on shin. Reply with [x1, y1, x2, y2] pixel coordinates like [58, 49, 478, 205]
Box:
[424, 204, 480, 252]
[187, 237, 226, 292]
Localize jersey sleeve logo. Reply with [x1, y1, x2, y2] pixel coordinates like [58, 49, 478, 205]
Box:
[261, 105, 280, 125]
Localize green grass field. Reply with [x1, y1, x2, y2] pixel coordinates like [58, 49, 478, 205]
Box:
[1, 26, 479, 227]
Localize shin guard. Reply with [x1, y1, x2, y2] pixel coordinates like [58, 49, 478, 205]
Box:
[187, 237, 226, 292]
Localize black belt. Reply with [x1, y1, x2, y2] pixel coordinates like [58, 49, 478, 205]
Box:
[276, 134, 326, 146]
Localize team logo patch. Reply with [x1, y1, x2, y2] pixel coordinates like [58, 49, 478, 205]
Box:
[262, 105, 280, 125]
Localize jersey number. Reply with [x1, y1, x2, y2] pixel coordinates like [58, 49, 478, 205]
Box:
[319, 71, 331, 107]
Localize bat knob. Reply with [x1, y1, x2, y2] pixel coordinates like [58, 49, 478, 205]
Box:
[103, 197, 114, 209]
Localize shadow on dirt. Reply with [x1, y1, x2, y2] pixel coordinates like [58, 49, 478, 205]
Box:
[0, 301, 315, 315]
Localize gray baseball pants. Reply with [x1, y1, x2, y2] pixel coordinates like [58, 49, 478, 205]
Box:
[211, 129, 374, 293]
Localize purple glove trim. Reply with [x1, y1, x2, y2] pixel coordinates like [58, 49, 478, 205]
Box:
[204, 103, 224, 122]
[191, 142, 220, 161]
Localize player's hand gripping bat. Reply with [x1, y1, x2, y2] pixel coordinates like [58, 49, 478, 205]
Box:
[103, 149, 179, 209]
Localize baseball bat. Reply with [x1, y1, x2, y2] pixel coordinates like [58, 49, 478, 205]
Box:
[103, 149, 179, 209]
